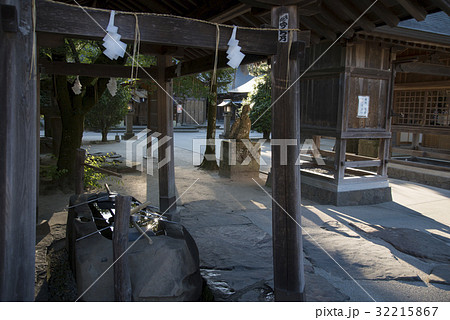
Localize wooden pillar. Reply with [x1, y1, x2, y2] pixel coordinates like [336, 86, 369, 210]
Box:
[412, 133, 420, 150]
[75, 148, 85, 195]
[0, 0, 37, 301]
[271, 5, 305, 301]
[36, 70, 41, 222]
[334, 138, 347, 182]
[156, 55, 176, 213]
[113, 195, 132, 302]
[377, 138, 389, 177]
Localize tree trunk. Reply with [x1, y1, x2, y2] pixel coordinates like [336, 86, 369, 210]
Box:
[57, 112, 84, 175]
[53, 72, 109, 185]
[50, 45, 120, 187]
[200, 82, 219, 170]
[101, 127, 108, 142]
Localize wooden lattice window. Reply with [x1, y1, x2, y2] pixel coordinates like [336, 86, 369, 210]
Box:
[393, 89, 450, 127]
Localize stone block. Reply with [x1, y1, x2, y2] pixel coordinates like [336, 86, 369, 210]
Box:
[67, 194, 202, 301]
[300, 181, 392, 206]
[219, 140, 261, 178]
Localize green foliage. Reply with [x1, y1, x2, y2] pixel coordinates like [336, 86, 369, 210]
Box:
[173, 68, 235, 101]
[40, 165, 68, 181]
[83, 152, 122, 190]
[83, 154, 106, 190]
[85, 85, 131, 141]
[125, 54, 156, 68]
[65, 39, 102, 64]
[173, 74, 209, 100]
[248, 61, 270, 77]
[247, 63, 271, 138]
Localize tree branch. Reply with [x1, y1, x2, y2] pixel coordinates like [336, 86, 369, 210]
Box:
[67, 39, 80, 64]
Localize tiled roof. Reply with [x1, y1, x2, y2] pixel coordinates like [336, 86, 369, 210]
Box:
[398, 12, 450, 36]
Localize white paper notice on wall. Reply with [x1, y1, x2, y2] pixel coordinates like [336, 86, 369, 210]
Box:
[357, 95, 370, 118]
[278, 13, 289, 42]
[177, 104, 183, 114]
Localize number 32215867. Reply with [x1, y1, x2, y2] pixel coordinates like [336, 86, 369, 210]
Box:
[376, 307, 438, 317]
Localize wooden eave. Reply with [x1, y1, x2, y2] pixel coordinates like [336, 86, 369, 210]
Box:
[37, 0, 449, 77]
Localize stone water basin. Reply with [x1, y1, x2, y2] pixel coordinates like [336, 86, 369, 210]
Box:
[66, 193, 202, 301]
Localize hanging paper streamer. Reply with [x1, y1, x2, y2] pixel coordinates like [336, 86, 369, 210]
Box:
[103, 10, 127, 60]
[226, 26, 245, 69]
[107, 77, 117, 96]
[72, 76, 82, 95]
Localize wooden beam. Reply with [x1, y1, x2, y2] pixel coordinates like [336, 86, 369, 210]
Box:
[297, 0, 322, 16]
[394, 80, 450, 90]
[395, 0, 427, 21]
[271, 5, 305, 302]
[39, 60, 158, 79]
[37, 32, 65, 48]
[392, 124, 450, 135]
[344, 160, 382, 168]
[36, 0, 278, 55]
[113, 195, 132, 302]
[209, 3, 251, 23]
[0, 0, 36, 301]
[340, 131, 391, 139]
[392, 147, 450, 161]
[395, 62, 450, 77]
[139, 43, 184, 57]
[327, 0, 375, 32]
[389, 158, 450, 172]
[433, 0, 450, 16]
[359, 0, 400, 27]
[166, 52, 268, 78]
[300, 16, 336, 40]
[315, 6, 354, 38]
[238, 0, 272, 9]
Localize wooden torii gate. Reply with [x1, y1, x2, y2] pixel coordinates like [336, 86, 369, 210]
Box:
[1, 0, 307, 301]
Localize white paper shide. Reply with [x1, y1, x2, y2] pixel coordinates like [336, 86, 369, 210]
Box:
[103, 10, 127, 60]
[72, 75, 82, 95]
[107, 77, 118, 96]
[226, 26, 245, 69]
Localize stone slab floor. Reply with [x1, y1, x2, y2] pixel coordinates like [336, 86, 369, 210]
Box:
[36, 133, 450, 302]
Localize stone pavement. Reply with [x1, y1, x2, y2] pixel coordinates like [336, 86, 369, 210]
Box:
[37, 131, 450, 301]
[177, 172, 450, 302]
